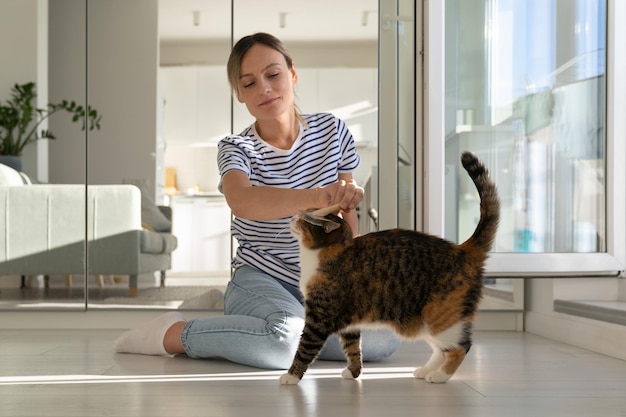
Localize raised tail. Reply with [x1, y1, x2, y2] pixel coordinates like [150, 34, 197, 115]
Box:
[460, 151, 500, 254]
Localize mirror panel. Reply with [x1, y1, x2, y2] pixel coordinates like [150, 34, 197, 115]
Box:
[0, 0, 87, 310]
[159, 1, 232, 310]
[84, 0, 170, 308]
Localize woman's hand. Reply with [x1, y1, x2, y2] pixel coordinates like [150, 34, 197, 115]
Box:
[318, 177, 364, 212]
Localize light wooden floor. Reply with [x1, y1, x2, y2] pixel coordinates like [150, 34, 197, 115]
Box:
[0, 330, 625, 416]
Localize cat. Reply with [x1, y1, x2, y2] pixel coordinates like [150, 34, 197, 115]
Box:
[279, 151, 499, 385]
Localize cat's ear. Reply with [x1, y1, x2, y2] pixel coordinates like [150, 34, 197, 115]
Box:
[313, 204, 342, 233]
[323, 221, 341, 233]
[299, 204, 343, 234]
[299, 210, 341, 233]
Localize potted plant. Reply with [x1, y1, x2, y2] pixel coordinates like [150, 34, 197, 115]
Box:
[0, 82, 102, 171]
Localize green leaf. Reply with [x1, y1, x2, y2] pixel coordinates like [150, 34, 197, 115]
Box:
[0, 82, 102, 155]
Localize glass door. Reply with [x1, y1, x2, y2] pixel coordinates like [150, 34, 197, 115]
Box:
[442, 0, 620, 278]
[378, 0, 416, 231]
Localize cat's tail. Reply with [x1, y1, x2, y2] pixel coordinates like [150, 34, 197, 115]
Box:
[460, 151, 500, 256]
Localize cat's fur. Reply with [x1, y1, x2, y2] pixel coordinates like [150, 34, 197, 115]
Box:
[279, 151, 499, 385]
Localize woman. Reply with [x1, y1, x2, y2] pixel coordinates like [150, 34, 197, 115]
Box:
[114, 33, 400, 369]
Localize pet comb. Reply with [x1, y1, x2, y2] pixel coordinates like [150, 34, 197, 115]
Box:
[299, 203, 342, 233]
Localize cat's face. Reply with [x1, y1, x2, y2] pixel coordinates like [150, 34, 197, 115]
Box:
[291, 209, 351, 249]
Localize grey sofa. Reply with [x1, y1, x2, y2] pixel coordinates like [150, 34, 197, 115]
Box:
[0, 164, 177, 297]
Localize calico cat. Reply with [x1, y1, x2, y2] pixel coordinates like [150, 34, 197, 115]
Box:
[279, 151, 499, 385]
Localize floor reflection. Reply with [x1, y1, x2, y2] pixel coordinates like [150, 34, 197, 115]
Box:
[0, 275, 228, 310]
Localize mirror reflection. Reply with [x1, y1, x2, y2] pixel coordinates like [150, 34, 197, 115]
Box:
[157, 0, 379, 311]
[0, 0, 523, 313]
[0, 0, 382, 310]
[0, 0, 88, 309]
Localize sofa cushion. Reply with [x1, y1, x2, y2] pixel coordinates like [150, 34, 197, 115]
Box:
[140, 230, 178, 254]
[141, 194, 172, 232]
[123, 179, 172, 232]
[0, 163, 28, 185]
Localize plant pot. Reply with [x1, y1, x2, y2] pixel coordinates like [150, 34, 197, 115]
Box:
[0, 155, 22, 172]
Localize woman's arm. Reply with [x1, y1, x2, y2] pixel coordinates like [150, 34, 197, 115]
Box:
[221, 170, 319, 220]
[221, 170, 364, 222]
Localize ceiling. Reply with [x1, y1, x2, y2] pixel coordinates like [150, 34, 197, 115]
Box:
[158, 0, 379, 42]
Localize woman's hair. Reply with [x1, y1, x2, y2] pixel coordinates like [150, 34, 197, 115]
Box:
[227, 33, 293, 93]
[227, 32, 305, 126]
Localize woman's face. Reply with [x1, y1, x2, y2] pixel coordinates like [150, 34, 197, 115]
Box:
[236, 44, 297, 122]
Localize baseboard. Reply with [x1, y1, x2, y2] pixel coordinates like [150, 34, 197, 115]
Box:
[475, 311, 524, 331]
[2, 309, 524, 331]
[1, 310, 222, 330]
[553, 299, 626, 326]
[525, 310, 626, 361]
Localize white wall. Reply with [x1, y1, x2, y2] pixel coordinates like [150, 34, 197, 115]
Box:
[47, 0, 86, 184]
[0, 0, 45, 177]
[0, 0, 40, 106]
[525, 279, 626, 361]
[160, 40, 377, 68]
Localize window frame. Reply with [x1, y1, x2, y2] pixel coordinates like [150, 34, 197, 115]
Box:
[424, 0, 625, 278]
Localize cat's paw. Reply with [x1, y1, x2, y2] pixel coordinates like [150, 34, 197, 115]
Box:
[413, 366, 431, 379]
[425, 370, 451, 383]
[279, 373, 301, 385]
[426, 370, 452, 383]
[413, 367, 451, 383]
[341, 367, 361, 380]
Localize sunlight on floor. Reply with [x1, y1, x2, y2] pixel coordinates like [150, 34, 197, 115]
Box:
[0, 366, 418, 386]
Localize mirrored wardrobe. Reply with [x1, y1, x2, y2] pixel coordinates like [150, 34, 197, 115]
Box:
[0, 0, 522, 315]
[0, 0, 386, 311]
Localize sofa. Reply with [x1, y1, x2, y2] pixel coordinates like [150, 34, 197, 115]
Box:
[0, 163, 177, 297]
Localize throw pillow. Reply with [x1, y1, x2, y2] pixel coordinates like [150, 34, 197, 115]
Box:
[123, 179, 172, 232]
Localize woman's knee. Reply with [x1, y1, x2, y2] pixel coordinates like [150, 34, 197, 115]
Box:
[255, 317, 303, 369]
[224, 268, 304, 319]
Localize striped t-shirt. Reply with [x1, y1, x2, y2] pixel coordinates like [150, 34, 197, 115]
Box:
[217, 112, 360, 287]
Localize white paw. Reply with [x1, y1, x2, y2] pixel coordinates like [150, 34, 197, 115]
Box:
[413, 366, 431, 379]
[279, 373, 301, 385]
[413, 367, 451, 383]
[341, 367, 357, 379]
[424, 370, 451, 383]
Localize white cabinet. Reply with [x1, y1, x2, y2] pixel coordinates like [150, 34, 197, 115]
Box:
[160, 66, 231, 144]
[170, 196, 231, 274]
[297, 68, 377, 114]
[163, 65, 379, 144]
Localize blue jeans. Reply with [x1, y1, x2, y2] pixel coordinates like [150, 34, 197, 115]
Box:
[180, 265, 401, 369]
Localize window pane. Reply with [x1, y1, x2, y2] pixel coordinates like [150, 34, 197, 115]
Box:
[444, 0, 606, 254]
